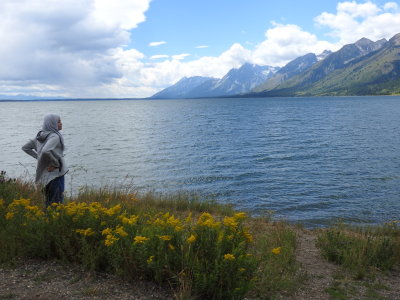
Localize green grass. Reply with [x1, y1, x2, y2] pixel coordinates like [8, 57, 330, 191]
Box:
[316, 223, 400, 279]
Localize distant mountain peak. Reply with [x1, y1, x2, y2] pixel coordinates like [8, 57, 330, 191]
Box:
[389, 33, 400, 46]
[317, 50, 332, 61]
[150, 76, 217, 99]
[355, 37, 373, 46]
[150, 63, 280, 99]
[354, 37, 387, 54]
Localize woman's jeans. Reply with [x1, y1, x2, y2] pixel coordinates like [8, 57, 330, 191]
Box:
[45, 175, 64, 207]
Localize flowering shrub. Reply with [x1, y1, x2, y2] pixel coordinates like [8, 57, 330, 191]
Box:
[0, 198, 256, 299]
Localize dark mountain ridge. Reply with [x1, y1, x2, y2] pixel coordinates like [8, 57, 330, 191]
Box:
[254, 34, 400, 97]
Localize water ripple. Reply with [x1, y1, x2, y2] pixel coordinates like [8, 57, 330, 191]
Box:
[2, 96, 400, 227]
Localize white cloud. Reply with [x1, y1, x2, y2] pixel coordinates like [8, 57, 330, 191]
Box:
[315, 1, 400, 44]
[92, 0, 150, 30]
[172, 53, 190, 60]
[336, 1, 380, 18]
[251, 23, 337, 66]
[195, 45, 209, 48]
[150, 54, 169, 60]
[384, 2, 398, 10]
[111, 43, 252, 98]
[0, 0, 150, 97]
[149, 41, 167, 47]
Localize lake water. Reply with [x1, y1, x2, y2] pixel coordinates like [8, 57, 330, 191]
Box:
[1, 96, 399, 227]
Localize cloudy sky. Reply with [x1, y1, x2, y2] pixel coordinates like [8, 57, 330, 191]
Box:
[1, 0, 399, 99]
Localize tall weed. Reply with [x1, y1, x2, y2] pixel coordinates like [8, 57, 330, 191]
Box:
[316, 224, 400, 278]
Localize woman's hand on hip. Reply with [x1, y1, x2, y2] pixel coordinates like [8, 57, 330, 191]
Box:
[47, 166, 58, 172]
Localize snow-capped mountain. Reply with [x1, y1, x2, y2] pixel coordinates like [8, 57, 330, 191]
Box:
[316, 50, 332, 61]
[150, 76, 217, 99]
[150, 63, 279, 99]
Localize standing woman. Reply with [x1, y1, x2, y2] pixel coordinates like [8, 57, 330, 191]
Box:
[22, 114, 68, 207]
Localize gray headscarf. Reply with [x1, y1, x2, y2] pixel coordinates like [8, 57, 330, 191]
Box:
[39, 114, 64, 148]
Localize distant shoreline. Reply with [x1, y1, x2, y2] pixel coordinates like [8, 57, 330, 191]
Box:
[1, 94, 400, 102]
[0, 98, 147, 102]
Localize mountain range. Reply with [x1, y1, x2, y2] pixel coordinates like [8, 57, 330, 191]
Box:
[150, 64, 279, 99]
[151, 33, 400, 98]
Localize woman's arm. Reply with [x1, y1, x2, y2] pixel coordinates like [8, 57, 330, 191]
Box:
[22, 139, 38, 159]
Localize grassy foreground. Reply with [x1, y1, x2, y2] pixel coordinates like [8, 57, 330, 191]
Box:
[1, 171, 399, 299]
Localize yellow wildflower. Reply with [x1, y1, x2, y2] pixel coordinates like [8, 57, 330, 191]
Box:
[271, 247, 281, 255]
[120, 215, 138, 225]
[217, 231, 224, 242]
[65, 202, 88, 216]
[134, 236, 149, 244]
[153, 218, 165, 226]
[0, 199, 4, 208]
[197, 213, 220, 228]
[75, 228, 95, 236]
[243, 229, 253, 243]
[223, 253, 235, 261]
[5, 212, 14, 220]
[197, 212, 212, 224]
[104, 234, 119, 246]
[223, 217, 238, 229]
[25, 205, 44, 217]
[174, 225, 183, 232]
[158, 235, 172, 241]
[9, 198, 30, 209]
[239, 268, 246, 272]
[104, 204, 121, 216]
[168, 243, 175, 250]
[147, 256, 154, 264]
[234, 212, 247, 220]
[115, 226, 128, 237]
[186, 234, 196, 243]
[166, 215, 180, 227]
[185, 212, 192, 223]
[90, 202, 103, 209]
[101, 228, 113, 235]
[48, 211, 60, 219]
[89, 206, 100, 218]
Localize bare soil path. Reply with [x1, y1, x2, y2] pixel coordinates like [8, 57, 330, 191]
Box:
[292, 229, 400, 300]
[0, 260, 173, 299]
[292, 229, 340, 299]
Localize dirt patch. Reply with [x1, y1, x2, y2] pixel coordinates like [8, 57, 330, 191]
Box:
[290, 229, 340, 299]
[0, 260, 173, 299]
[292, 229, 400, 300]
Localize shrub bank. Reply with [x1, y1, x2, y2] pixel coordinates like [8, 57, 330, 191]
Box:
[1, 196, 257, 299]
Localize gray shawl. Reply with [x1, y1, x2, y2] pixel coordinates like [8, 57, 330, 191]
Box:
[22, 114, 68, 185]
